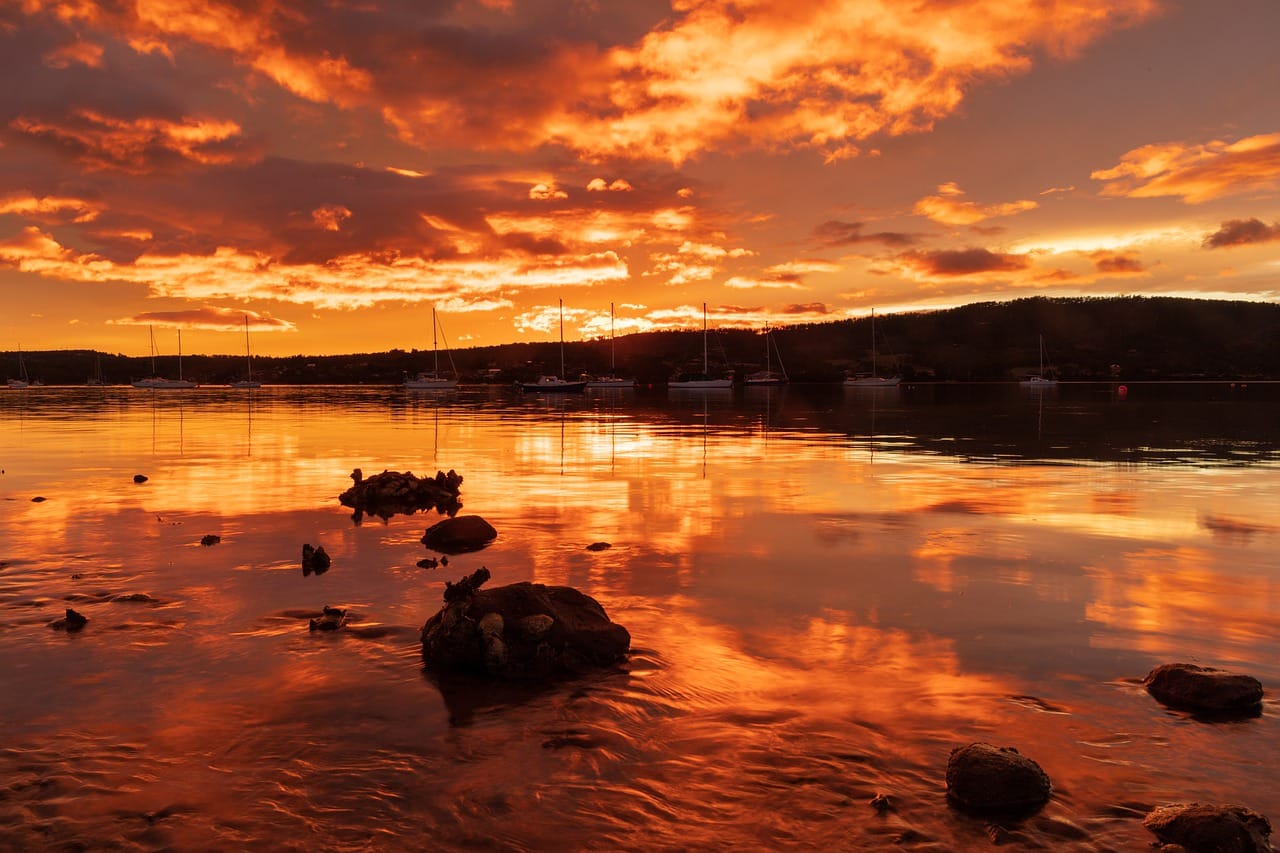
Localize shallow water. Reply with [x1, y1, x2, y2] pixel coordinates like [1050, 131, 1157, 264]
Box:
[1, 383, 1278, 850]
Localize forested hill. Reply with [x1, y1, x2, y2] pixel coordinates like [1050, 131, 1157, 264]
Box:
[6, 296, 1279, 386]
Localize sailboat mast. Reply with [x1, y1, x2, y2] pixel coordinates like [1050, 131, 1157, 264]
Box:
[432, 306, 439, 374]
[178, 329, 183, 381]
[149, 326, 157, 375]
[871, 309, 877, 377]
[702, 302, 708, 373]
[559, 298, 565, 378]
[610, 302, 615, 371]
[244, 316, 252, 382]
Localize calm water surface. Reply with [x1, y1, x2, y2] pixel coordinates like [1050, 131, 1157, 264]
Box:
[2, 383, 1278, 851]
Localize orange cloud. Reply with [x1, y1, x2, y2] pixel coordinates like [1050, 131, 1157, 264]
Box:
[812, 220, 918, 248]
[43, 38, 104, 69]
[0, 192, 102, 223]
[9, 109, 251, 172]
[1091, 251, 1148, 276]
[311, 204, 351, 232]
[1092, 132, 1280, 203]
[587, 178, 633, 192]
[1203, 218, 1280, 249]
[913, 182, 1038, 226]
[117, 306, 295, 332]
[893, 248, 1031, 278]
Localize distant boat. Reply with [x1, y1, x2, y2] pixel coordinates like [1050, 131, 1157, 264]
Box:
[7, 345, 33, 389]
[405, 306, 458, 390]
[86, 352, 105, 386]
[744, 327, 788, 386]
[845, 309, 901, 388]
[586, 302, 636, 389]
[669, 302, 733, 389]
[229, 315, 262, 388]
[1020, 334, 1059, 388]
[521, 299, 587, 392]
[132, 326, 197, 389]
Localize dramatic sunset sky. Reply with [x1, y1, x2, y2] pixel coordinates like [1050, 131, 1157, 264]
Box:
[1, 0, 1277, 356]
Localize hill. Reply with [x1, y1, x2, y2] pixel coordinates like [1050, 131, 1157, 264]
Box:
[4, 296, 1278, 386]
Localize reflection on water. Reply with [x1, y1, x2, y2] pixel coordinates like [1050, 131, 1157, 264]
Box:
[1, 384, 1278, 850]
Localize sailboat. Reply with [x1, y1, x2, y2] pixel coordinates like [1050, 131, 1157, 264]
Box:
[405, 306, 458, 390]
[845, 309, 901, 388]
[87, 352, 105, 386]
[520, 299, 587, 392]
[669, 302, 734, 389]
[1020, 334, 1058, 387]
[744, 327, 788, 386]
[230, 315, 262, 388]
[586, 302, 635, 388]
[7, 345, 34, 389]
[132, 326, 197, 389]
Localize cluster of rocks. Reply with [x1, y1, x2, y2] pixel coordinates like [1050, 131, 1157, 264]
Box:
[945, 662, 1268, 851]
[302, 543, 330, 576]
[420, 567, 631, 680]
[338, 468, 463, 523]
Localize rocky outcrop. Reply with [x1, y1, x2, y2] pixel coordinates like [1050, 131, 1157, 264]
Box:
[1143, 803, 1273, 852]
[50, 608, 89, 632]
[420, 515, 497, 554]
[339, 468, 462, 523]
[945, 743, 1052, 815]
[420, 567, 630, 680]
[1143, 663, 1264, 716]
[309, 605, 347, 632]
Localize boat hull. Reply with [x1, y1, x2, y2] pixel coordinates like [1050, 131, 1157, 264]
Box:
[132, 378, 197, 389]
[521, 377, 587, 393]
[404, 376, 457, 390]
[844, 376, 901, 388]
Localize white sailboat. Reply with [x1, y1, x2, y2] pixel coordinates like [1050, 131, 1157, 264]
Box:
[587, 302, 635, 388]
[132, 326, 197, 389]
[1020, 334, 1058, 387]
[521, 299, 587, 392]
[230, 315, 262, 388]
[669, 302, 733, 389]
[404, 307, 458, 390]
[744, 327, 788, 386]
[845, 309, 901, 388]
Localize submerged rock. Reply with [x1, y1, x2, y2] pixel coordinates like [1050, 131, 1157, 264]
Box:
[133, 474, 148, 483]
[945, 743, 1052, 815]
[50, 607, 89, 632]
[200, 534, 221, 546]
[420, 515, 497, 554]
[420, 567, 630, 680]
[309, 605, 347, 632]
[586, 542, 611, 552]
[339, 468, 463, 523]
[302, 544, 331, 576]
[1143, 663, 1264, 716]
[1143, 803, 1273, 852]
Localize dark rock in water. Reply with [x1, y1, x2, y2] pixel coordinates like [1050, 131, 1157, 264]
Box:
[417, 557, 438, 569]
[31, 496, 46, 503]
[1143, 803, 1273, 852]
[339, 468, 463, 523]
[420, 515, 497, 554]
[133, 474, 148, 483]
[309, 605, 347, 632]
[586, 542, 611, 552]
[302, 543, 331, 576]
[200, 534, 221, 546]
[1143, 663, 1264, 716]
[50, 607, 89, 632]
[945, 743, 1052, 815]
[421, 567, 630, 680]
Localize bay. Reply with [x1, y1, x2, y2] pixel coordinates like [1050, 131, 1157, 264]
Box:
[1, 383, 1277, 851]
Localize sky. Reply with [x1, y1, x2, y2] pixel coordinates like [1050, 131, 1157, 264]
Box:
[1, 0, 1278, 357]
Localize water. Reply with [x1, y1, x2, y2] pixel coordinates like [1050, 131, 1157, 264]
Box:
[1, 383, 1278, 851]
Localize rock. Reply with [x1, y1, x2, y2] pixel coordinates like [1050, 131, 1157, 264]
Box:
[420, 515, 497, 554]
[133, 474, 148, 483]
[200, 534, 221, 546]
[50, 608, 89, 632]
[338, 468, 462, 523]
[421, 567, 630, 680]
[302, 544, 331, 576]
[1143, 663, 1264, 716]
[309, 605, 347, 632]
[31, 496, 46, 503]
[586, 542, 611, 551]
[945, 743, 1052, 815]
[416, 557, 438, 569]
[1143, 803, 1273, 852]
